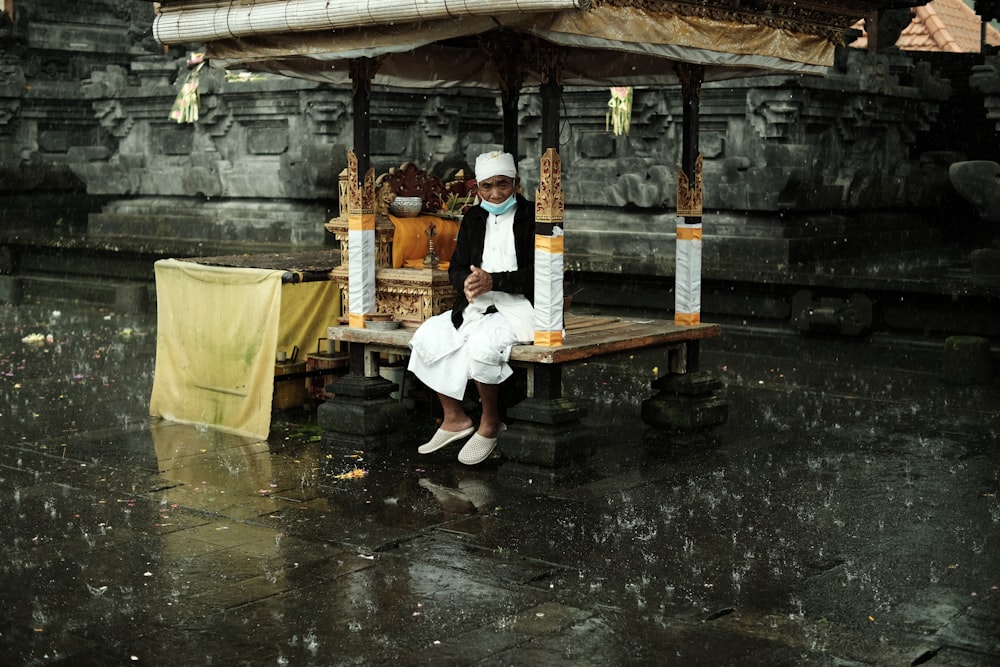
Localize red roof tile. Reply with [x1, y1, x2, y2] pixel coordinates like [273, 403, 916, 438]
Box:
[852, 0, 1000, 52]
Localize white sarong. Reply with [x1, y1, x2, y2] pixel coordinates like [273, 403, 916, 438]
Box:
[408, 293, 533, 401]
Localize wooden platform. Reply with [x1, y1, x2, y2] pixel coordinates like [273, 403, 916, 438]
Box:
[327, 314, 720, 366]
[320, 313, 726, 458]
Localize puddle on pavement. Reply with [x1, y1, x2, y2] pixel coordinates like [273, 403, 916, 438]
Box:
[3, 301, 999, 665]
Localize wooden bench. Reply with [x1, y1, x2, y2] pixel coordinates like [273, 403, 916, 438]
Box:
[328, 314, 719, 387]
[322, 314, 725, 465]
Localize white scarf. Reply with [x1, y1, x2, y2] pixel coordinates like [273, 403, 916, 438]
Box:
[464, 207, 534, 341]
[479, 208, 518, 273]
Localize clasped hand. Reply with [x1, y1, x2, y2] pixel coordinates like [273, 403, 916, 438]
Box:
[464, 265, 493, 302]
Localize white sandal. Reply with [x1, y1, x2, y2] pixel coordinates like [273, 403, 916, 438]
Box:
[458, 423, 507, 465]
[417, 426, 475, 454]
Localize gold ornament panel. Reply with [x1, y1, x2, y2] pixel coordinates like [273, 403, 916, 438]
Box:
[676, 153, 704, 218]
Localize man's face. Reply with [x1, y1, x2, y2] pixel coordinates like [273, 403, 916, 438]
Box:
[478, 175, 516, 204]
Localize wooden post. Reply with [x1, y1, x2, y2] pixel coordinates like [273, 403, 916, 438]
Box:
[502, 86, 519, 157]
[318, 58, 408, 445]
[350, 57, 375, 177]
[484, 33, 525, 157]
[534, 148, 565, 346]
[534, 56, 565, 347]
[680, 66, 702, 190]
[675, 63, 704, 330]
[348, 58, 378, 329]
[865, 11, 879, 54]
[540, 68, 561, 151]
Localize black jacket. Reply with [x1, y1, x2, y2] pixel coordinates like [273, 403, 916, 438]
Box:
[449, 194, 535, 329]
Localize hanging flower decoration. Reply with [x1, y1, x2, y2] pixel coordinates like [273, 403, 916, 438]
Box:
[607, 86, 633, 136]
[169, 54, 206, 124]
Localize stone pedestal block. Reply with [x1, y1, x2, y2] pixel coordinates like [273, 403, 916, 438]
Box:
[940, 336, 993, 385]
[500, 398, 591, 467]
[499, 420, 593, 468]
[641, 371, 729, 433]
[317, 375, 410, 449]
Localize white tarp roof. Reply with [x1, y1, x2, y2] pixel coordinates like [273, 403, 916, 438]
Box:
[153, 0, 588, 44]
[153, 0, 842, 87]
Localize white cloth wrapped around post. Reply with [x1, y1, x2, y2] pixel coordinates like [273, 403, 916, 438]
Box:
[674, 221, 702, 326]
[348, 225, 376, 327]
[533, 235, 564, 340]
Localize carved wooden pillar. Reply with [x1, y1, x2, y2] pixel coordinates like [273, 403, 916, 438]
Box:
[345, 151, 376, 330]
[319, 55, 406, 442]
[347, 57, 378, 330]
[533, 45, 566, 347]
[534, 148, 565, 346]
[675, 63, 704, 330]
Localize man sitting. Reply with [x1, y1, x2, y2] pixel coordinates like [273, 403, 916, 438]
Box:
[407, 151, 535, 465]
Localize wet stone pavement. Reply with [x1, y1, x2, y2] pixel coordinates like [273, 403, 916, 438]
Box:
[1, 301, 998, 666]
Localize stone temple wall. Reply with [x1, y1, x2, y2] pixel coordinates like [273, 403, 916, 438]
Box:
[519, 49, 957, 277]
[0, 0, 983, 279]
[1, 0, 158, 232]
[971, 53, 1000, 133]
[73, 60, 514, 249]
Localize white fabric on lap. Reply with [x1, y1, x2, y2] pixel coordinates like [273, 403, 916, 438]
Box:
[408, 312, 519, 400]
[409, 312, 463, 366]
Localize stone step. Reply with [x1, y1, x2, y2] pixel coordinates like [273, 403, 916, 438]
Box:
[0, 226, 332, 311]
[566, 225, 942, 276]
[96, 197, 330, 221]
[88, 197, 334, 246]
[90, 212, 328, 245]
[2, 273, 152, 312]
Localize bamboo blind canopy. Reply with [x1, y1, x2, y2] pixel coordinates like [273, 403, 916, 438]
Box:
[151, 0, 926, 88]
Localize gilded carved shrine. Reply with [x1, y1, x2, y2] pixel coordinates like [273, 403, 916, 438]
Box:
[326, 160, 458, 325]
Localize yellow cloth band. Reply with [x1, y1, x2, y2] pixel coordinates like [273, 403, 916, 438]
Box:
[535, 235, 565, 254]
[674, 312, 701, 326]
[534, 330, 564, 346]
[676, 226, 703, 241]
[349, 214, 375, 231]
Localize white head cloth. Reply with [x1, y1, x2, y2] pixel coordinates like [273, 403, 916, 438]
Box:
[474, 151, 517, 183]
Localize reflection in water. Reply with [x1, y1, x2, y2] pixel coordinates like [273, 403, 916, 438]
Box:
[419, 476, 497, 515]
[148, 420, 287, 609]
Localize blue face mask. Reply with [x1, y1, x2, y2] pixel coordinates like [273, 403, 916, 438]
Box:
[481, 195, 517, 216]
